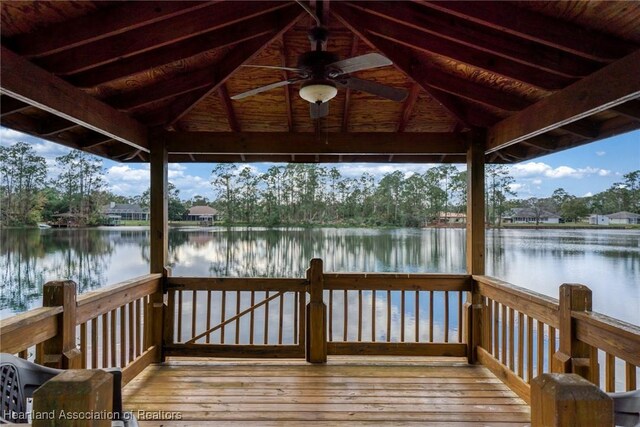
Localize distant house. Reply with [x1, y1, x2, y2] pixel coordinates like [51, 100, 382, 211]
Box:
[502, 208, 561, 224]
[185, 206, 220, 223]
[607, 211, 640, 225]
[589, 214, 610, 225]
[436, 212, 466, 224]
[102, 202, 149, 221]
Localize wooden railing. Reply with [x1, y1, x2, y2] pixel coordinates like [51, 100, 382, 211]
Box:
[0, 274, 162, 385]
[472, 275, 640, 403]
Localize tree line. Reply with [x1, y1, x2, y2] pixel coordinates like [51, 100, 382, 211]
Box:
[1, 142, 638, 227]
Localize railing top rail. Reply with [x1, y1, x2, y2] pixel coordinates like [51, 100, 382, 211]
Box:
[76, 273, 162, 325]
[573, 310, 640, 366]
[0, 306, 62, 334]
[0, 306, 62, 354]
[165, 277, 308, 292]
[473, 275, 559, 328]
[324, 273, 472, 291]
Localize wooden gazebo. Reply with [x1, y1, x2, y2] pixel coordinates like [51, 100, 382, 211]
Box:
[1, 1, 639, 425]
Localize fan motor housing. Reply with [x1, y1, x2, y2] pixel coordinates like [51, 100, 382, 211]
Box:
[297, 51, 340, 79]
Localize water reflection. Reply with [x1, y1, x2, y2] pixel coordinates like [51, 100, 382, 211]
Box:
[1, 227, 638, 326]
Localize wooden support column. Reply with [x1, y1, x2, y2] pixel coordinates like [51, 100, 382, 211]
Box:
[41, 281, 82, 369]
[33, 370, 113, 427]
[149, 139, 168, 361]
[465, 130, 485, 363]
[553, 284, 595, 381]
[531, 373, 613, 427]
[306, 258, 327, 363]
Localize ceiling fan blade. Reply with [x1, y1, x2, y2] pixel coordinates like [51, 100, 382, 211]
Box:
[310, 101, 329, 119]
[328, 53, 392, 76]
[230, 79, 299, 100]
[337, 77, 408, 102]
[241, 64, 303, 72]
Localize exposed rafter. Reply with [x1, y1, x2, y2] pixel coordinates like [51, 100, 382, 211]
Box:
[0, 46, 149, 151]
[6, 1, 212, 58]
[0, 96, 31, 117]
[421, 1, 638, 62]
[342, 35, 359, 132]
[348, 1, 599, 78]
[69, 10, 287, 88]
[334, 3, 571, 90]
[35, 2, 292, 75]
[611, 100, 640, 122]
[161, 132, 468, 155]
[218, 84, 240, 132]
[279, 37, 293, 132]
[487, 50, 640, 153]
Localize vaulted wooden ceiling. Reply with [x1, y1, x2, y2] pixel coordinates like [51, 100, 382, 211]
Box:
[1, 1, 639, 164]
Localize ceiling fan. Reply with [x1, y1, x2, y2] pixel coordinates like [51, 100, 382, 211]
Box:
[230, 7, 408, 119]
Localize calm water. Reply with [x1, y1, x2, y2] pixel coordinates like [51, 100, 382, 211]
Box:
[1, 227, 638, 325]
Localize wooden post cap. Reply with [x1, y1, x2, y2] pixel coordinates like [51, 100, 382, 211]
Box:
[33, 370, 113, 426]
[531, 373, 613, 427]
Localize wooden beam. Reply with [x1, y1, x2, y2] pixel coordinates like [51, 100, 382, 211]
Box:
[421, 1, 638, 62]
[610, 100, 640, 122]
[331, 6, 469, 127]
[163, 132, 468, 155]
[342, 35, 359, 132]
[166, 11, 304, 126]
[35, 2, 292, 75]
[218, 84, 240, 132]
[348, 1, 599, 78]
[149, 140, 167, 273]
[7, 2, 211, 58]
[397, 83, 420, 132]
[69, 10, 289, 88]
[168, 153, 467, 164]
[334, 3, 571, 90]
[279, 37, 293, 132]
[0, 46, 149, 151]
[466, 131, 485, 275]
[486, 50, 640, 153]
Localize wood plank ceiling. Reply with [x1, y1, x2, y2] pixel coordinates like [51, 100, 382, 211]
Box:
[1, 1, 639, 164]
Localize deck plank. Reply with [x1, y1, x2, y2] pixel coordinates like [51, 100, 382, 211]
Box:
[123, 357, 530, 425]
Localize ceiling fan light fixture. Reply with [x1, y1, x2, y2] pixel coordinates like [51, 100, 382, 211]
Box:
[299, 81, 337, 104]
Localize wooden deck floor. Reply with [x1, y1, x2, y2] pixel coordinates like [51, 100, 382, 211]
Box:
[122, 357, 530, 426]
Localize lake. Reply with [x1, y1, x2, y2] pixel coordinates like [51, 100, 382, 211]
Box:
[1, 227, 638, 326]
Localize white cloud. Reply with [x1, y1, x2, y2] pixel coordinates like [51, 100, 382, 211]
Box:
[532, 179, 542, 185]
[583, 192, 593, 197]
[509, 162, 610, 179]
[509, 183, 524, 192]
[596, 151, 606, 156]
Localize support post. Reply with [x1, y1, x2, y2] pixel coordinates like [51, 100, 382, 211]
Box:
[41, 281, 82, 369]
[306, 258, 327, 363]
[553, 284, 595, 381]
[149, 138, 168, 361]
[531, 373, 613, 427]
[33, 370, 113, 427]
[465, 130, 485, 363]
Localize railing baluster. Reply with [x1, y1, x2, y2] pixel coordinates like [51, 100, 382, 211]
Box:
[91, 318, 98, 369]
[144, 295, 150, 351]
[537, 320, 544, 376]
[220, 290, 226, 344]
[263, 291, 269, 344]
[400, 290, 405, 342]
[372, 290, 376, 342]
[527, 316, 533, 382]
[548, 326, 556, 372]
[249, 291, 255, 345]
[415, 291, 420, 343]
[101, 313, 108, 368]
[344, 290, 349, 342]
[80, 323, 87, 369]
[493, 300, 499, 357]
[606, 353, 615, 392]
[625, 362, 637, 391]
[206, 290, 212, 344]
[235, 291, 241, 345]
[294, 291, 299, 344]
[444, 291, 449, 343]
[177, 290, 183, 343]
[485, 298, 493, 352]
[429, 291, 434, 343]
[358, 290, 363, 342]
[135, 298, 141, 357]
[278, 292, 284, 345]
[192, 290, 198, 342]
[508, 307, 515, 371]
[517, 311, 524, 378]
[110, 310, 116, 367]
[328, 290, 333, 342]
[457, 291, 462, 343]
[128, 302, 134, 363]
[387, 290, 391, 342]
[501, 304, 507, 365]
[120, 306, 126, 366]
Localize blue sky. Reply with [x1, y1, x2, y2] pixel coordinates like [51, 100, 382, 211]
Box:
[1, 126, 638, 201]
